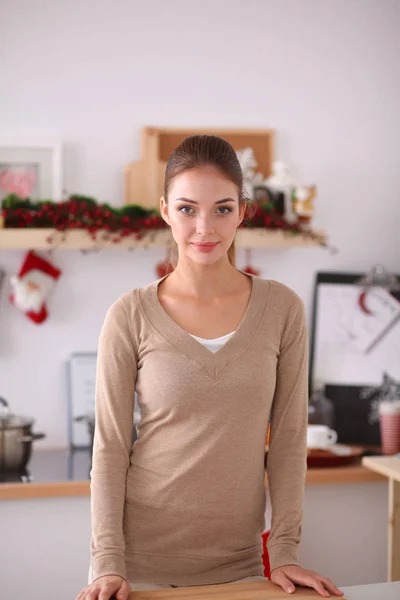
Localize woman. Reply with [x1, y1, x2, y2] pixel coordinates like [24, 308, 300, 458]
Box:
[77, 135, 343, 600]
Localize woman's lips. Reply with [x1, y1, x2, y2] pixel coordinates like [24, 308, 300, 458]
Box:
[191, 242, 219, 253]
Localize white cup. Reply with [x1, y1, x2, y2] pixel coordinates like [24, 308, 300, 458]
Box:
[307, 424, 338, 449]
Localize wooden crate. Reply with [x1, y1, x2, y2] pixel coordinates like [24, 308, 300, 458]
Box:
[125, 127, 274, 208]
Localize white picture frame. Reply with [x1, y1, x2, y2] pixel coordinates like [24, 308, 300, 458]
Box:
[0, 141, 62, 203]
[66, 352, 141, 450]
[66, 352, 98, 449]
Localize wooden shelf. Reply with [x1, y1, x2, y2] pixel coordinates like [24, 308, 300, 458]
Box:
[0, 227, 326, 250]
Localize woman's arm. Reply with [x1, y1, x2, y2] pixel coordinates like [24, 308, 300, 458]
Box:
[90, 297, 137, 581]
[266, 295, 308, 572]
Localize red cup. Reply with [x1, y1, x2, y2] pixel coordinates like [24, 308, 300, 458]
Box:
[379, 401, 400, 455]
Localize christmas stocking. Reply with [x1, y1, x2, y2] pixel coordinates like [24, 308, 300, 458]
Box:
[9, 251, 62, 324]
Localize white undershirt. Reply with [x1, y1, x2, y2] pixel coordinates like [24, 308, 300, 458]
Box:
[189, 330, 236, 353]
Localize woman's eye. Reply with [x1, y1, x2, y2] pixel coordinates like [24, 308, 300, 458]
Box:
[178, 206, 194, 214]
[178, 206, 232, 215]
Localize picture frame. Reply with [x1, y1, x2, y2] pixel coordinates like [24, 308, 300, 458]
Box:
[309, 271, 400, 445]
[66, 352, 141, 450]
[66, 352, 98, 449]
[253, 185, 285, 214]
[0, 141, 63, 203]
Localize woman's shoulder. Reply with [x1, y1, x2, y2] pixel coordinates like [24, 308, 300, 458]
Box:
[105, 277, 160, 321]
[263, 278, 305, 312]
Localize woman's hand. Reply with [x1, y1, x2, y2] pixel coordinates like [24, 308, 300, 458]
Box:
[76, 575, 131, 600]
[270, 565, 344, 597]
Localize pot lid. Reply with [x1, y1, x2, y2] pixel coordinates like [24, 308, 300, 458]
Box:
[0, 397, 34, 429]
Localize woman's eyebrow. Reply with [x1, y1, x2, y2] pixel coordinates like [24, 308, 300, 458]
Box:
[174, 197, 236, 205]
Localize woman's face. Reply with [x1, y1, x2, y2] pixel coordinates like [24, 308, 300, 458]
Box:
[161, 166, 245, 265]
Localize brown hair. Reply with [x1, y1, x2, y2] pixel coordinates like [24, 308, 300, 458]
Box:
[163, 135, 248, 269]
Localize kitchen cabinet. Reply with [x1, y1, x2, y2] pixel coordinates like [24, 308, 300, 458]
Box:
[0, 449, 389, 600]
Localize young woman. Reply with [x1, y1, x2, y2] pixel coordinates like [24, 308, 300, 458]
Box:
[77, 135, 343, 600]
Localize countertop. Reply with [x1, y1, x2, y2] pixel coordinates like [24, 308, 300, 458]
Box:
[0, 447, 386, 500]
[128, 580, 400, 600]
[0, 448, 91, 499]
[362, 454, 400, 481]
[340, 582, 400, 600]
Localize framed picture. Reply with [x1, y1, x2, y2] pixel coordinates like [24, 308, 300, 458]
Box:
[66, 352, 98, 449]
[66, 352, 141, 450]
[253, 185, 285, 214]
[0, 142, 62, 203]
[309, 271, 400, 444]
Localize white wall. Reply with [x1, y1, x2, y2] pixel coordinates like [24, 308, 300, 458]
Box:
[1, 0, 398, 447]
[1, 3, 398, 593]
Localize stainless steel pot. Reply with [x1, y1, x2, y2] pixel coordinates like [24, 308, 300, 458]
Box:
[0, 397, 46, 472]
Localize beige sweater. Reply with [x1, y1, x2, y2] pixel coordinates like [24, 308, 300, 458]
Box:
[90, 271, 308, 586]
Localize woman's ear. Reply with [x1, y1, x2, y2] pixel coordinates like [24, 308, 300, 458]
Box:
[160, 197, 170, 225]
[237, 201, 247, 226]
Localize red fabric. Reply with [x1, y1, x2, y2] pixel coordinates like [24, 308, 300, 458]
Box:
[9, 250, 61, 324]
[261, 530, 271, 578]
[18, 250, 61, 280]
[25, 303, 48, 324]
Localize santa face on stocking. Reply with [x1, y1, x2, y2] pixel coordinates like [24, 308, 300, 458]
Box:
[9, 251, 61, 324]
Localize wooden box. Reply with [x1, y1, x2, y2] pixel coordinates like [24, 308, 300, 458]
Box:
[125, 127, 274, 208]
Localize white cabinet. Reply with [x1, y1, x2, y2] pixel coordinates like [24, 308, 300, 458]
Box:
[0, 481, 388, 600]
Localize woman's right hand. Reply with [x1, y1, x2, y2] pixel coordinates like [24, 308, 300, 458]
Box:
[76, 575, 131, 600]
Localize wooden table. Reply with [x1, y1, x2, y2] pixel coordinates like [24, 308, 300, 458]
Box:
[362, 455, 400, 582]
[128, 579, 400, 600]
[130, 580, 324, 600]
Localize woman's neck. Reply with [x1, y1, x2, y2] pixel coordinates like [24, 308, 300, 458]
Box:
[164, 262, 247, 302]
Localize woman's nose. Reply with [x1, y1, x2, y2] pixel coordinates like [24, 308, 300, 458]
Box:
[196, 216, 215, 235]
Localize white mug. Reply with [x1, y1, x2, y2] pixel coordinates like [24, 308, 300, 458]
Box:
[307, 424, 338, 449]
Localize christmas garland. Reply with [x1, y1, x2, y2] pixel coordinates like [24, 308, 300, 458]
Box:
[1, 193, 326, 246]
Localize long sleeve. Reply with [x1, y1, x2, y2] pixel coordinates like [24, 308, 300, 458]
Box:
[266, 295, 309, 572]
[90, 297, 137, 581]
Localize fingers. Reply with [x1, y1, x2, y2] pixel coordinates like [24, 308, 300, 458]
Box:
[76, 575, 131, 600]
[320, 576, 344, 596]
[98, 584, 116, 600]
[75, 583, 114, 600]
[76, 586, 96, 600]
[271, 571, 296, 594]
[271, 566, 343, 599]
[115, 582, 131, 600]
[272, 569, 330, 598]
[306, 577, 331, 598]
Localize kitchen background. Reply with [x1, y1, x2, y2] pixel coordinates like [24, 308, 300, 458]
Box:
[1, 0, 399, 448]
[1, 1, 399, 599]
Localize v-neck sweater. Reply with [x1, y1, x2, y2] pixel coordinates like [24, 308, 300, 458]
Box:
[90, 271, 309, 586]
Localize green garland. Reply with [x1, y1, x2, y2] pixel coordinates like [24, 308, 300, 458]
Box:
[1, 193, 326, 246]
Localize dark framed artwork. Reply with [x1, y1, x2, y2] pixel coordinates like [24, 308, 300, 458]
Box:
[253, 185, 285, 214]
[309, 272, 400, 445]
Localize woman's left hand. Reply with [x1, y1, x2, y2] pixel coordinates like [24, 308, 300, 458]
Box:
[270, 564, 344, 597]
